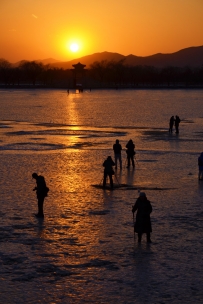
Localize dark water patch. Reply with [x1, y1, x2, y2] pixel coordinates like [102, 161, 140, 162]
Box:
[89, 210, 110, 216]
[1, 254, 27, 266]
[139, 159, 158, 163]
[64, 258, 119, 270]
[92, 183, 131, 189]
[122, 186, 177, 191]
[30, 137, 46, 140]
[93, 184, 176, 191]
[36, 264, 73, 276]
[0, 142, 68, 151]
[9, 216, 24, 221]
[12, 224, 34, 230]
[5, 128, 127, 139]
[182, 119, 195, 124]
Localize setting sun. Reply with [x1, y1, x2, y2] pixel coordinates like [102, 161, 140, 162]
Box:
[70, 43, 79, 52]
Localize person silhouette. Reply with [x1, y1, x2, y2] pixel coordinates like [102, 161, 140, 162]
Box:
[169, 116, 175, 133]
[32, 173, 49, 218]
[113, 139, 122, 169]
[175, 115, 181, 134]
[132, 192, 152, 243]
[126, 139, 135, 168]
[102, 156, 115, 189]
[198, 152, 203, 180]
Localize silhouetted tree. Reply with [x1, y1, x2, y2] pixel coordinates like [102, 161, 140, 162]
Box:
[0, 58, 12, 85]
[20, 61, 44, 86]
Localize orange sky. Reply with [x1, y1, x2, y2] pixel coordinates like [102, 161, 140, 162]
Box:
[0, 0, 203, 63]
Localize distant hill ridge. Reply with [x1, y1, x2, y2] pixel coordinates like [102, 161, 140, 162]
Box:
[15, 45, 203, 69]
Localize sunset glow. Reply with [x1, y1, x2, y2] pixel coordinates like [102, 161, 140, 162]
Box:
[70, 43, 79, 53]
[0, 0, 203, 62]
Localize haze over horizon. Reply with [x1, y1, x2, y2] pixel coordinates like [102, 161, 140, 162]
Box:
[1, 0, 203, 63]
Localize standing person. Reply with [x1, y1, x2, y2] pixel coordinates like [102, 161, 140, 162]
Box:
[169, 116, 175, 133]
[126, 139, 135, 168]
[198, 152, 203, 180]
[175, 115, 181, 134]
[103, 156, 115, 189]
[32, 172, 49, 218]
[113, 139, 122, 170]
[132, 192, 152, 243]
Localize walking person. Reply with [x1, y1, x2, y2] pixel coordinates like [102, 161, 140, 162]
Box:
[132, 192, 152, 243]
[126, 139, 135, 168]
[198, 152, 203, 180]
[169, 116, 175, 133]
[103, 156, 115, 189]
[175, 115, 181, 134]
[32, 172, 49, 218]
[113, 139, 122, 170]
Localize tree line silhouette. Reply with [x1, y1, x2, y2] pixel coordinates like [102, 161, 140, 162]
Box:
[0, 58, 203, 88]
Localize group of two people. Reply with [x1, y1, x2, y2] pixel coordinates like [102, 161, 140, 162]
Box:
[169, 115, 181, 134]
[102, 139, 136, 189]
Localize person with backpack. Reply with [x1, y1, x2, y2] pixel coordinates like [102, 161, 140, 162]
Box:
[126, 139, 135, 168]
[113, 139, 122, 170]
[132, 192, 152, 243]
[32, 172, 49, 218]
[102, 156, 115, 189]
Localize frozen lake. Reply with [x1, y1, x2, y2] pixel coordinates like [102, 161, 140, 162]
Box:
[0, 89, 203, 303]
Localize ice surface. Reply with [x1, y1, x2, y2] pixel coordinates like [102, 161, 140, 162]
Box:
[0, 89, 203, 303]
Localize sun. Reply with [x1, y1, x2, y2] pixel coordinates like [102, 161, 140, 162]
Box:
[70, 43, 79, 52]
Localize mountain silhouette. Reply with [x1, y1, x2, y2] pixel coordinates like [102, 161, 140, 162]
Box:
[14, 45, 203, 69]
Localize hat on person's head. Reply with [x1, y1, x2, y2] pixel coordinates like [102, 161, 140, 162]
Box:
[139, 192, 146, 197]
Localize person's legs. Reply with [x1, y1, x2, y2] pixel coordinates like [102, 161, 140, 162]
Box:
[131, 155, 135, 168]
[37, 196, 44, 217]
[127, 156, 130, 168]
[115, 154, 118, 169]
[118, 154, 122, 169]
[109, 174, 113, 188]
[103, 172, 107, 188]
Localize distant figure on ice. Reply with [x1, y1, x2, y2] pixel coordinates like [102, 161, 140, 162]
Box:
[103, 156, 115, 189]
[113, 139, 122, 170]
[32, 173, 49, 218]
[169, 116, 175, 133]
[198, 152, 203, 180]
[126, 139, 135, 168]
[175, 115, 181, 134]
[132, 192, 152, 243]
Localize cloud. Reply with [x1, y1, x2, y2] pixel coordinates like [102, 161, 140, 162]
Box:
[32, 14, 38, 19]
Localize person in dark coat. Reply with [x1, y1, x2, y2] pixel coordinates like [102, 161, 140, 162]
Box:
[132, 192, 152, 243]
[32, 172, 49, 218]
[126, 139, 135, 168]
[113, 139, 122, 170]
[198, 152, 203, 180]
[103, 156, 115, 189]
[175, 115, 181, 134]
[169, 116, 175, 133]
